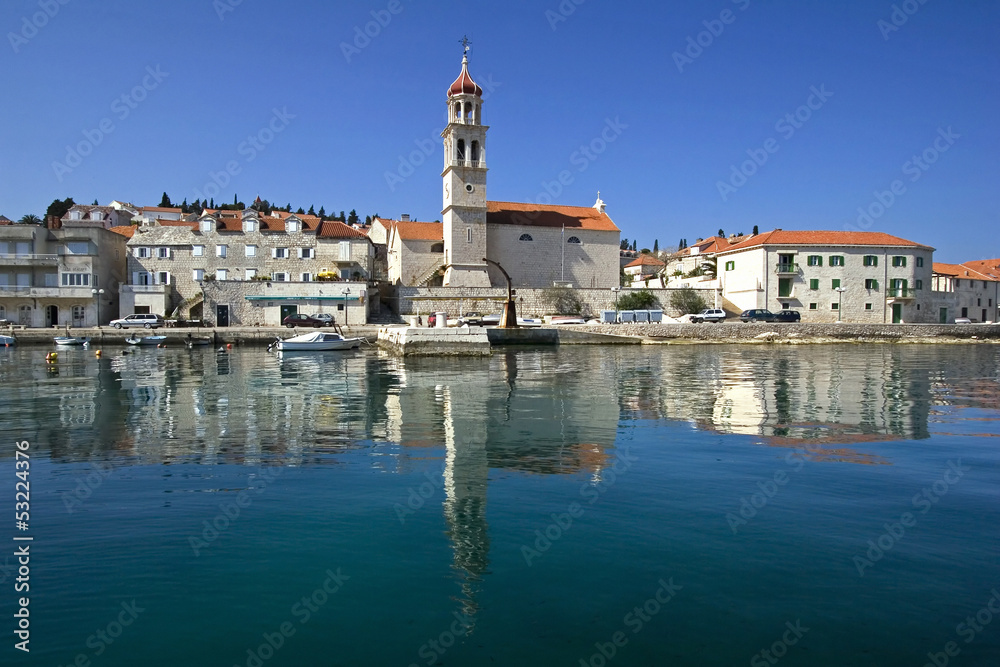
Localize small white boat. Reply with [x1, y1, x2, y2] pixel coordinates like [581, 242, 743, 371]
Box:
[517, 317, 543, 327]
[0, 335, 15, 346]
[54, 336, 90, 346]
[548, 315, 587, 325]
[271, 331, 363, 351]
[184, 336, 212, 348]
[125, 334, 168, 346]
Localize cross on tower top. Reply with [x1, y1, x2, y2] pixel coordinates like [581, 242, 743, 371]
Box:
[460, 36, 472, 54]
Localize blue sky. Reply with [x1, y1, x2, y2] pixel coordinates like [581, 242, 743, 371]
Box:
[1, 0, 996, 261]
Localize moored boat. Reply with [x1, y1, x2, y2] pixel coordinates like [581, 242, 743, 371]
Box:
[184, 336, 212, 347]
[125, 334, 168, 346]
[0, 335, 15, 346]
[270, 331, 363, 351]
[54, 336, 90, 346]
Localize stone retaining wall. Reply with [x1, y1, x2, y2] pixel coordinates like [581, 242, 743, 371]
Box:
[574, 322, 1000, 342]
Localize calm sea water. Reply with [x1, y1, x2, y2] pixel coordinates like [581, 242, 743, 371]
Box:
[1, 343, 999, 666]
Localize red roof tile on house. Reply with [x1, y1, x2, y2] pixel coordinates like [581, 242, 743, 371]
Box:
[109, 225, 137, 239]
[393, 221, 444, 241]
[719, 229, 931, 253]
[955, 259, 1000, 281]
[0, 216, 12, 225]
[625, 254, 665, 268]
[157, 220, 198, 230]
[486, 200, 620, 232]
[141, 207, 182, 214]
[317, 221, 369, 239]
[934, 261, 1000, 282]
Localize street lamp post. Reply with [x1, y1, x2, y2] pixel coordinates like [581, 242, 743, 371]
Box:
[613, 286, 621, 323]
[342, 287, 350, 327]
[91, 288, 105, 327]
[835, 287, 846, 323]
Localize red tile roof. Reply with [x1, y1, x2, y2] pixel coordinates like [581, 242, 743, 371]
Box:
[486, 200, 620, 232]
[672, 235, 749, 257]
[933, 261, 1000, 282]
[393, 221, 444, 241]
[109, 225, 137, 239]
[719, 229, 931, 253]
[157, 220, 198, 230]
[0, 216, 12, 225]
[317, 221, 369, 239]
[141, 207, 182, 214]
[625, 254, 665, 268]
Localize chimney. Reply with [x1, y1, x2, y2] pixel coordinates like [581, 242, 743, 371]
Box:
[400, 214, 410, 222]
[46, 215, 61, 230]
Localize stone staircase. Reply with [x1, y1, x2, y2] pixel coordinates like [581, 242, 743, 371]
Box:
[414, 264, 445, 287]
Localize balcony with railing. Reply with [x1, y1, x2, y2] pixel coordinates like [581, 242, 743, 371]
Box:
[0, 284, 96, 298]
[0, 253, 59, 266]
[886, 288, 916, 299]
[775, 263, 799, 274]
[447, 159, 487, 169]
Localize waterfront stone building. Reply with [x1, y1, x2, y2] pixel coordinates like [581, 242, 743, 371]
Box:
[715, 230, 935, 323]
[931, 260, 1000, 323]
[380, 50, 622, 289]
[121, 207, 374, 325]
[0, 217, 127, 327]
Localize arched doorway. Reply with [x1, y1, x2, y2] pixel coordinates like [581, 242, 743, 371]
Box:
[45, 305, 59, 327]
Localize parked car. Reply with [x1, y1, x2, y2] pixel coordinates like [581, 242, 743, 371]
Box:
[282, 313, 331, 328]
[458, 312, 484, 325]
[690, 308, 727, 323]
[110, 313, 165, 329]
[954, 317, 972, 324]
[310, 313, 337, 326]
[773, 310, 802, 323]
[740, 309, 778, 323]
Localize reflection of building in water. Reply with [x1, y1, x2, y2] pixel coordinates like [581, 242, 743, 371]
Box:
[615, 346, 935, 463]
[373, 349, 620, 625]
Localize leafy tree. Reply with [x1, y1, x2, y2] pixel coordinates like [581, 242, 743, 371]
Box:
[640, 248, 651, 254]
[347, 209, 359, 225]
[180, 198, 189, 213]
[338, 210, 346, 222]
[18, 214, 41, 224]
[630, 240, 637, 251]
[92, 199, 99, 205]
[545, 287, 587, 316]
[718, 228, 725, 238]
[45, 197, 75, 220]
[752, 225, 759, 236]
[233, 194, 239, 206]
[296, 207, 305, 215]
[318, 206, 326, 219]
[669, 288, 707, 315]
[653, 239, 659, 253]
[209, 198, 215, 209]
[160, 192, 172, 208]
[308, 205, 316, 216]
[364, 215, 372, 225]
[620, 238, 629, 250]
[617, 289, 657, 310]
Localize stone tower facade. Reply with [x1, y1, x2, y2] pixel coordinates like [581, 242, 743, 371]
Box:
[441, 49, 491, 287]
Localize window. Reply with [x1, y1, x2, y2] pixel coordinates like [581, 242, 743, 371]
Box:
[916, 257, 924, 267]
[135, 247, 150, 258]
[519, 234, 533, 242]
[832, 303, 839, 310]
[216, 245, 227, 258]
[984, 281, 989, 289]
[0, 306, 4, 320]
[829, 256, 845, 267]
[287, 220, 299, 233]
[61, 273, 91, 286]
[215, 269, 227, 281]
[567, 236, 581, 244]
[865, 303, 873, 310]
[863, 255, 878, 267]
[72, 305, 85, 324]
[298, 247, 314, 259]
[916, 280, 923, 290]
[955, 279, 961, 288]
[245, 245, 257, 257]
[155, 271, 170, 285]
[301, 272, 312, 282]
[430, 243, 444, 253]
[809, 279, 819, 290]
[831, 279, 841, 289]
[192, 245, 205, 257]
[66, 242, 89, 254]
[339, 242, 351, 261]
[243, 219, 257, 233]
[892, 256, 906, 267]
[90, 211, 103, 221]
[157, 247, 170, 259]
[977, 298, 981, 306]
[807, 255, 822, 267]
[245, 268, 257, 280]
[70, 210, 82, 220]
[200, 220, 213, 233]
[865, 279, 878, 289]
[809, 303, 818, 310]
[273, 272, 288, 282]
[192, 269, 205, 282]
[467, 228, 472, 243]
[272, 247, 288, 259]
[725, 261, 735, 271]
[134, 272, 150, 286]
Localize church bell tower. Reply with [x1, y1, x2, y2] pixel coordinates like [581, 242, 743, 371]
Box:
[441, 40, 491, 287]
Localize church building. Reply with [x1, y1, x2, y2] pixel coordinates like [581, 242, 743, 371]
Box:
[379, 47, 622, 289]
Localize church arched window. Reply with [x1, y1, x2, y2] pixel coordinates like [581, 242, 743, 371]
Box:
[567, 236, 581, 244]
[519, 233, 533, 242]
[454, 102, 461, 122]
[471, 141, 480, 163]
[457, 139, 466, 161]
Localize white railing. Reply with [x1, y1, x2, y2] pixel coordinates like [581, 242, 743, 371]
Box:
[0, 254, 58, 261]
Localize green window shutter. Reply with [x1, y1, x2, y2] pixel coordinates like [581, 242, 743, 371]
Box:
[832, 278, 841, 289]
[809, 279, 819, 290]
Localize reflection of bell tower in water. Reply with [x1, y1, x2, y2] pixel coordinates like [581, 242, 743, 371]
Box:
[440, 381, 490, 622]
[441, 40, 491, 287]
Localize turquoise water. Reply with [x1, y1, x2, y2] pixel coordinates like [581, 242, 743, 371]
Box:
[1, 344, 999, 666]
